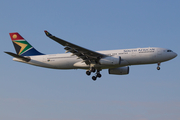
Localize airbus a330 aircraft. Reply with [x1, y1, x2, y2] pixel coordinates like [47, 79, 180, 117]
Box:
[5, 31, 177, 80]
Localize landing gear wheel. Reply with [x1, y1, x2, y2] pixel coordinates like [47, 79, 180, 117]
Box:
[86, 71, 91, 76]
[157, 66, 160, 70]
[92, 76, 97, 81]
[97, 73, 102, 78]
[157, 62, 161, 70]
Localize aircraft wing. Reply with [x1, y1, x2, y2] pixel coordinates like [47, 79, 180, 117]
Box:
[44, 30, 107, 65]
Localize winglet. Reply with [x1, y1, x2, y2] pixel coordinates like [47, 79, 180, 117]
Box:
[44, 30, 52, 37]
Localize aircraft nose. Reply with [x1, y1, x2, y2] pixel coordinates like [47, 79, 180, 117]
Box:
[166, 51, 177, 60]
[171, 52, 177, 59]
[173, 52, 178, 58]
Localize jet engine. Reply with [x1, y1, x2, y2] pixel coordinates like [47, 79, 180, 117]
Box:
[99, 55, 121, 65]
[108, 66, 129, 75]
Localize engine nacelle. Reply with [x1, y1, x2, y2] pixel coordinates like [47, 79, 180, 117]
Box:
[99, 55, 121, 65]
[108, 66, 129, 75]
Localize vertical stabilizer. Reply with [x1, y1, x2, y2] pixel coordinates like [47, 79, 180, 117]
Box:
[9, 32, 44, 56]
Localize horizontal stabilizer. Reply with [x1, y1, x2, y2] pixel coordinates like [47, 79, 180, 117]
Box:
[4, 52, 31, 62]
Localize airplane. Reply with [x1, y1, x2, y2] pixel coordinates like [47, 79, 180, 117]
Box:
[5, 31, 177, 81]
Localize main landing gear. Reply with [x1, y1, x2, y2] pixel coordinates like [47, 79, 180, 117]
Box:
[86, 67, 102, 81]
[92, 71, 102, 81]
[157, 62, 161, 70]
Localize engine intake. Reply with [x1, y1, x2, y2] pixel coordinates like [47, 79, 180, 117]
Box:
[109, 66, 129, 75]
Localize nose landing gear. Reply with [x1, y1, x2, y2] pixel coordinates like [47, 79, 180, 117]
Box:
[157, 62, 161, 70]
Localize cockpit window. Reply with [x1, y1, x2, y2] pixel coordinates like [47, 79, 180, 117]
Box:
[167, 50, 172, 52]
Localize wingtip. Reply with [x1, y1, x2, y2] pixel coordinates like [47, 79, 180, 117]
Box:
[4, 51, 11, 54]
[4, 51, 8, 54]
[44, 30, 52, 37]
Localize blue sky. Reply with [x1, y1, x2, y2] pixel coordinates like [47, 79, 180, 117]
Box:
[0, 0, 180, 120]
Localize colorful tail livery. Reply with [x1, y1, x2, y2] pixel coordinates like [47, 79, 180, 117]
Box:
[9, 32, 44, 56]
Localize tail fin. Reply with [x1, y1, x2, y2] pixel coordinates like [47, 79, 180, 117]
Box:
[9, 32, 44, 56]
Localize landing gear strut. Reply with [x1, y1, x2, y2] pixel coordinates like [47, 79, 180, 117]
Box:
[157, 62, 161, 70]
[86, 67, 95, 75]
[90, 67, 96, 73]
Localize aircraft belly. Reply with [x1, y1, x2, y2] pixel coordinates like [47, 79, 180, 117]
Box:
[123, 53, 156, 65]
[27, 56, 79, 69]
[29, 59, 57, 68]
[54, 58, 79, 69]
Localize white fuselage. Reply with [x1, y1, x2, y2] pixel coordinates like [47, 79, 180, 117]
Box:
[13, 47, 177, 70]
